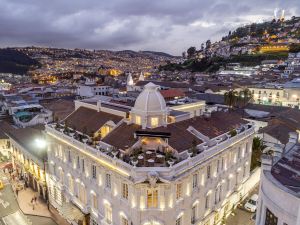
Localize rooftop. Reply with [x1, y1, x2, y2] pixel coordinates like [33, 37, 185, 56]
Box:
[271, 144, 300, 194]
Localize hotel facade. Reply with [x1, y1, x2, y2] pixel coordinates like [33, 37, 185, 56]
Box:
[46, 82, 255, 225]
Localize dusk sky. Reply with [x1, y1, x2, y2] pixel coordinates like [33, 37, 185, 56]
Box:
[0, 0, 299, 55]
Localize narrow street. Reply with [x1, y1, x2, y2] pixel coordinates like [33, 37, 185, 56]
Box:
[226, 185, 259, 225]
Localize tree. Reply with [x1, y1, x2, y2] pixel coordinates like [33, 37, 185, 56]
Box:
[187, 47, 196, 58]
[182, 51, 186, 59]
[238, 88, 253, 108]
[206, 40, 211, 49]
[251, 137, 265, 171]
[201, 43, 205, 51]
[224, 90, 238, 109]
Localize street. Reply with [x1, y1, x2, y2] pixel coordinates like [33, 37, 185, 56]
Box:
[0, 170, 58, 225]
[226, 185, 259, 225]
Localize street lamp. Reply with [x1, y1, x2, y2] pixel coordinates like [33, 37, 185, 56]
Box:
[34, 138, 50, 209]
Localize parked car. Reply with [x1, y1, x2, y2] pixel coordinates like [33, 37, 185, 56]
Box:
[244, 194, 258, 212]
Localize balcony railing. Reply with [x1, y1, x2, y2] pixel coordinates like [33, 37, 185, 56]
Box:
[46, 123, 255, 179]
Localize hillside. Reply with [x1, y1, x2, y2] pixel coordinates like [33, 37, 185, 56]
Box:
[0, 48, 40, 74]
[160, 16, 300, 73]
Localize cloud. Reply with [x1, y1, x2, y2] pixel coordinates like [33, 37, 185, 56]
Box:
[0, 0, 298, 55]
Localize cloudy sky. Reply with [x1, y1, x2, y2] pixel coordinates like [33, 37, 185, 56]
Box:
[0, 0, 299, 55]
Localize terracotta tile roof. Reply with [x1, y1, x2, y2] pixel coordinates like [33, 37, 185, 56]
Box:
[160, 89, 185, 99]
[259, 123, 292, 144]
[135, 81, 190, 89]
[271, 145, 300, 194]
[64, 107, 123, 135]
[41, 99, 75, 121]
[102, 111, 247, 152]
[102, 123, 141, 150]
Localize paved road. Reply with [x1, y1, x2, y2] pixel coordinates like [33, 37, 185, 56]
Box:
[0, 171, 58, 225]
[226, 185, 259, 225]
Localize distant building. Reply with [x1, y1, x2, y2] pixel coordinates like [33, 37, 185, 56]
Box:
[77, 78, 112, 98]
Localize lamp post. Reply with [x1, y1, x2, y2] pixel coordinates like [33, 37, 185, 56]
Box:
[35, 137, 50, 210]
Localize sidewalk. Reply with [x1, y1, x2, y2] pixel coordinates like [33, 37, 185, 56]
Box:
[17, 188, 51, 217]
[16, 188, 70, 225]
[6, 171, 70, 225]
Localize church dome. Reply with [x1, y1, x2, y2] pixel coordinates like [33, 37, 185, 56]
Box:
[133, 82, 167, 113]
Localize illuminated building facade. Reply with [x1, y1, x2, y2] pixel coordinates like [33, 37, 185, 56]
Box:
[46, 83, 256, 225]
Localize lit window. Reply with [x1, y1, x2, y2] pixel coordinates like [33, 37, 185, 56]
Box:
[122, 183, 128, 200]
[105, 204, 112, 224]
[135, 116, 141, 125]
[69, 176, 74, 194]
[92, 193, 98, 209]
[151, 117, 159, 127]
[176, 183, 182, 199]
[105, 174, 111, 189]
[147, 189, 158, 208]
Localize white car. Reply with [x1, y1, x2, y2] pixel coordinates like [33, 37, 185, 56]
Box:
[244, 194, 258, 212]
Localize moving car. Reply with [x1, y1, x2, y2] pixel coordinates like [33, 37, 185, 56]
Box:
[244, 194, 259, 212]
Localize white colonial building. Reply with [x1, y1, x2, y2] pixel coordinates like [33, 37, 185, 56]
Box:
[46, 83, 255, 225]
[256, 133, 300, 225]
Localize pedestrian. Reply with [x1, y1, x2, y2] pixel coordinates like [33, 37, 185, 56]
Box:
[16, 189, 19, 196]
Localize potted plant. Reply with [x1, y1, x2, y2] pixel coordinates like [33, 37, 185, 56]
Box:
[229, 129, 237, 137]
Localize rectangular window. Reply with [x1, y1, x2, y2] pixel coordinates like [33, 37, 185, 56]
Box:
[122, 183, 128, 200]
[192, 174, 198, 189]
[265, 208, 278, 225]
[191, 205, 196, 223]
[77, 156, 80, 169]
[176, 183, 182, 199]
[92, 165, 97, 179]
[207, 165, 211, 179]
[135, 116, 141, 125]
[121, 217, 128, 225]
[243, 166, 246, 178]
[68, 150, 71, 163]
[147, 189, 158, 208]
[105, 204, 112, 224]
[221, 157, 224, 170]
[82, 159, 85, 173]
[105, 174, 111, 189]
[205, 195, 210, 209]
[92, 194, 98, 209]
[176, 217, 182, 225]
[238, 147, 241, 159]
[151, 117, 159, 127]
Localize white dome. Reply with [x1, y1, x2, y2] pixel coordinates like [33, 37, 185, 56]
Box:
[133, 82, 166, 113]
